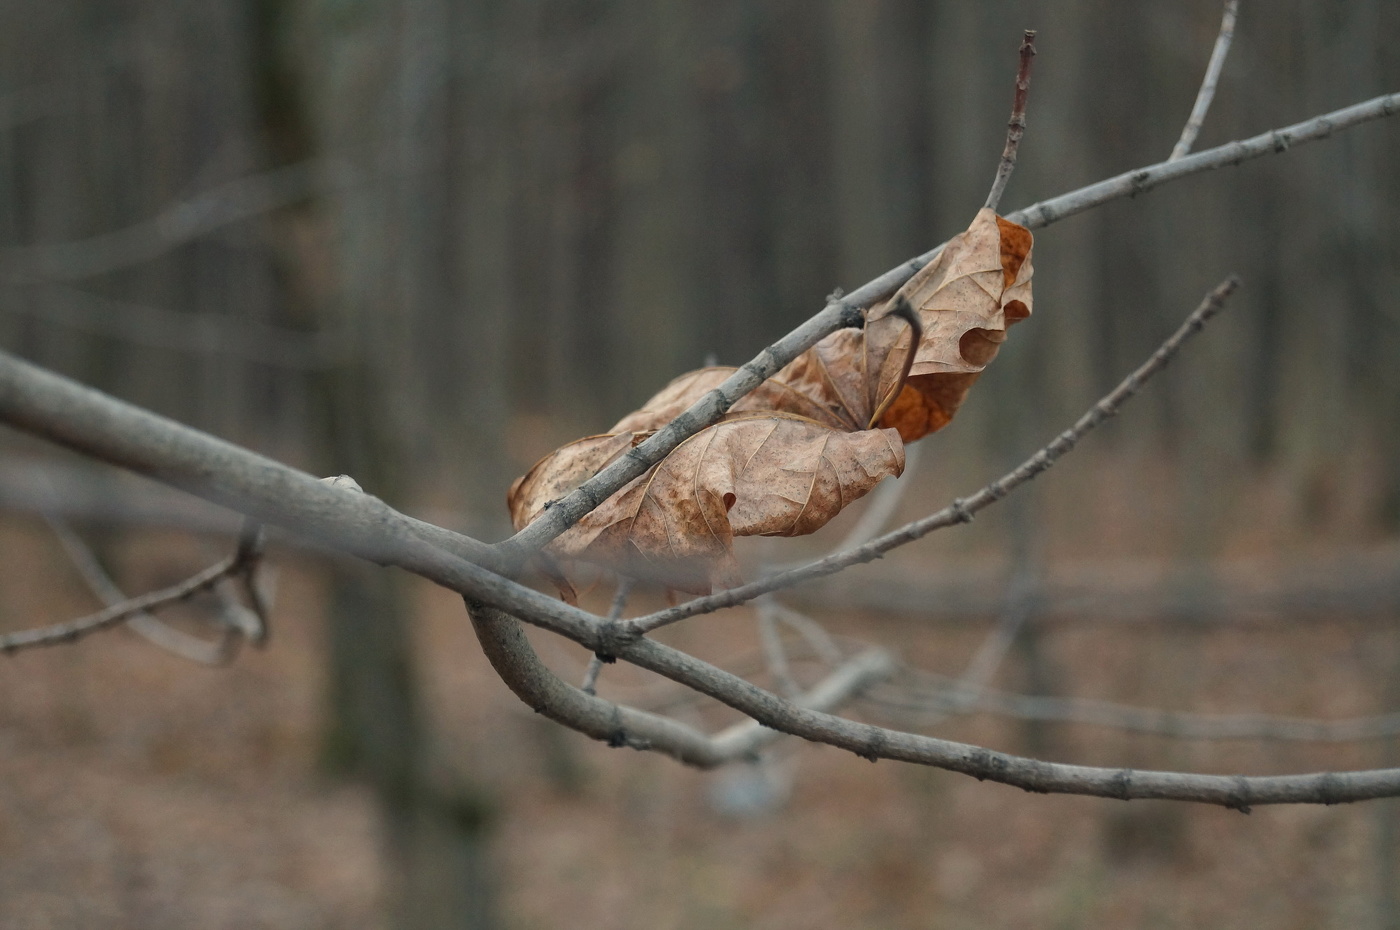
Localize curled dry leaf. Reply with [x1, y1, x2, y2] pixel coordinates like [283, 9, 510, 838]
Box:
[507, 208, 1032, 596]
[511, 414, 903, 594]
[870, 207, 1033, 441]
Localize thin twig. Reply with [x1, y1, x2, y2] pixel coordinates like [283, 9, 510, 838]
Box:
[985, 30, 1038, 212]
[625, 276, 1240, 634]
[502, 92, 1398, 561]
[1010, 93, 1400, 230]
[952, 566, 1039, 698]
[1170, 1, 1239, 161]
[1, 554, 239, 653]
[41, 509, 243, 665]
[757, 597, 801, 699]
[2, 516, 267, 656]
[231, 518, 270, 644]
[785, 544, 1400, 626]
[769, 603, 845, 666]
[582, 577, 634, 695]
[4, 283, 345, 370]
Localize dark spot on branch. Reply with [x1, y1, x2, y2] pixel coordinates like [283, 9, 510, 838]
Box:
[1113, 768, 1134, 801]
[1228, 775, 1254, 814]
[595, 619, 640, 658]
[858, 726, 886, 763]
[1317, 772, 1343, 806]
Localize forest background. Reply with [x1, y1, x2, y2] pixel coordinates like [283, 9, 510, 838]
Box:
[1, 0, 1398, 928]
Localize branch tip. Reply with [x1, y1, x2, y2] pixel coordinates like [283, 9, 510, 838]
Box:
[985, 30, 1040, 212]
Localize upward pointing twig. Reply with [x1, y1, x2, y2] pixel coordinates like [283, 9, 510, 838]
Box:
[985, 30, 1038, 212]
[1171, 1, 1239, 161]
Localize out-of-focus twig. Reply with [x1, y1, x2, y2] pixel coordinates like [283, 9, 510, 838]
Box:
[4, 283, 346, 370]
[581, 577, 634, 695]
[0, 161, 346, 283]
[867, 671, 1400, 743]
[42, 509, 242, 664]
[2, 516, 268, 658]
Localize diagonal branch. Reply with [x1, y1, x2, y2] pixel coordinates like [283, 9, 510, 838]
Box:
[624, 276, 1241, 635]
[501, 91, 1398, 560]
[42, 509, 246, 665]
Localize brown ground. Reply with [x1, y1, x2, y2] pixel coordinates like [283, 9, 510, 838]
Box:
[3, 452, 1398, 929]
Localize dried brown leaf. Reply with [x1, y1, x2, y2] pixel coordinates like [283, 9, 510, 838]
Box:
[511, 415, 903, 594]
[507, 208, 1031, 596]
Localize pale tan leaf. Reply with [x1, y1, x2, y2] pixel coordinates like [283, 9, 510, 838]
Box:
[514, 414, 904, 594]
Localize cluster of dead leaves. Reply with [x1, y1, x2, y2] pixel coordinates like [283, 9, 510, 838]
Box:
[508, 208, 1033, 598]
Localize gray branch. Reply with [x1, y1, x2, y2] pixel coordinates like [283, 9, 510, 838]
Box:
[470, 604, 894, 768]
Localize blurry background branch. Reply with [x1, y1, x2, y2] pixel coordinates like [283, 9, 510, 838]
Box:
[0, 514, 266, 654]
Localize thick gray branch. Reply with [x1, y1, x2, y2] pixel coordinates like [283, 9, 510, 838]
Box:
[469, 604, 894, 767]
[0, 348, 500, 572]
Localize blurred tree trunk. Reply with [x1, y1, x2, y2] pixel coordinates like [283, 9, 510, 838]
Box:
[246, 0, 498, 927]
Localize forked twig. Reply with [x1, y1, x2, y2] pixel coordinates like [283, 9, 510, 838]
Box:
[1171, 1, 1239, 161]
[1, 517, 268, 656]
[42, 510, 242, 664]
